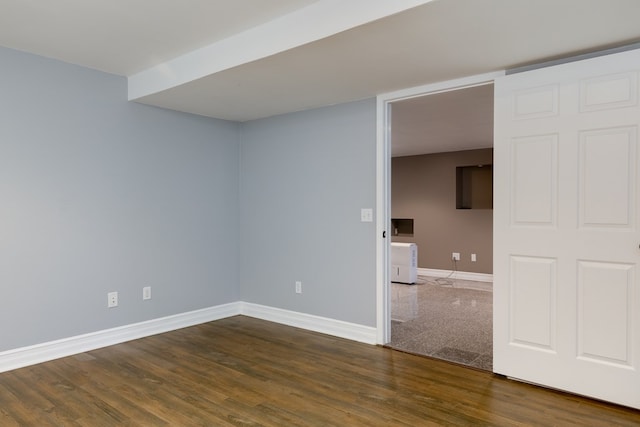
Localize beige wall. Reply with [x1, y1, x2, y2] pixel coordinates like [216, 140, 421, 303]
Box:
[391, 148, 493, 274]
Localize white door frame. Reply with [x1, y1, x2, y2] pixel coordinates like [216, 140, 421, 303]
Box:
[375, 71, 505, 344]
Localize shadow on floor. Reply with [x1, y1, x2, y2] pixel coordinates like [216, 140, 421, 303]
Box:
[387, 275, 493, 371]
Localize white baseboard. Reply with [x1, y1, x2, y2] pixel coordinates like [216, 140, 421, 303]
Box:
[0, 301, 377, 373]
[0, 302, 241, 374]
[417, 268, 493, 283]
[240, 302, 377, 345]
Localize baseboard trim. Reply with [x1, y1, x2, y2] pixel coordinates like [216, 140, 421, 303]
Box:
[0, 301, 378, 373]
[417, 268, 493, 283]
[0, 302, 241, 373]
[240, 302, 377, 345]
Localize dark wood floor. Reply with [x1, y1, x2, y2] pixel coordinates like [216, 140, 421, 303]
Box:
[1, 316, 638, 426]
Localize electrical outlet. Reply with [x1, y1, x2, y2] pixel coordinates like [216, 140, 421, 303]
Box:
[143, 286, 151, 300]
[295, 281, 302, 294]
[471, 253, 477, 262]
[107, 291, 118, 308]
[452, 252, 460, 261]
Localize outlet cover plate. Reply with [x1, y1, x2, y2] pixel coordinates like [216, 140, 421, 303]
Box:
[108, 291, 118, 308]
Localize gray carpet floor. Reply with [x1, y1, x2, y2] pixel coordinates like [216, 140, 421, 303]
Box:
[388, 275, 493, 371]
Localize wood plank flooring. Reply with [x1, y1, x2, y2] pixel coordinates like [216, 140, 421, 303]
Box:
[1, 315, 638, 426]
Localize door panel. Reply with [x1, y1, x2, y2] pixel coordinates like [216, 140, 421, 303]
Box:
[510, 256, 556, 351]
[577, 261, 633, 365]
[511, 134, 558, 226]
[579, 127, 636, 228]
[494, 48, 640, 409]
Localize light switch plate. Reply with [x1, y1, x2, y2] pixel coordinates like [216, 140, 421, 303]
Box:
[361, 208, 373, 222]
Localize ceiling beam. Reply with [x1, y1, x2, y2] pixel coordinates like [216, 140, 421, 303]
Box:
[128, 0, 433, 101]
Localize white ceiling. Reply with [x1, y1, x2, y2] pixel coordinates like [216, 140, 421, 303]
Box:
[0, 0, 321, 75]
[2, 0, 640, 155]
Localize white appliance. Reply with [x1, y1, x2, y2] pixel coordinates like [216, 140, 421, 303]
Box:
[391, 242, 417, 284]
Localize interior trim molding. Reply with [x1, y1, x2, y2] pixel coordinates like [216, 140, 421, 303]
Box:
[0, 302, 242, 374]
[0, 302, 377, 373]
[417, 268, 493, 283]
[241, 302, 377, 345]
[376, 70, 504, 345]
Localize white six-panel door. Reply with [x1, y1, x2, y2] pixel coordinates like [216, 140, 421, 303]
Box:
[494, 48, 640, 409]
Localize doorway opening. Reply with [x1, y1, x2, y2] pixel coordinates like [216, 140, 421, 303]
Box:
[377, 77, 497, 370]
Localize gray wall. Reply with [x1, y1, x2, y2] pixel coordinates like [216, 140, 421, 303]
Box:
[392, 149, 493, 274]
[239, 100, 377, 327]
[0, 47, 240, 351]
